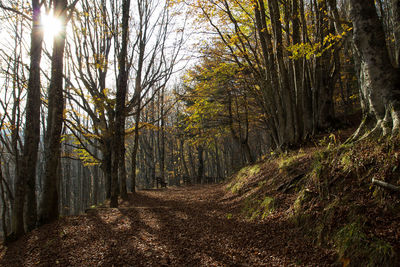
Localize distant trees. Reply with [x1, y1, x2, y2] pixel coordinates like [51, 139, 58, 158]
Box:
[176, 0, 351, 150]
[65, 0, 183, 207]
[182, 54, 259, 166]
[66, 0, 114, 200]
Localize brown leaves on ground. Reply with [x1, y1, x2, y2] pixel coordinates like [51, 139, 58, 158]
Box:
[0, 185, 335, 266]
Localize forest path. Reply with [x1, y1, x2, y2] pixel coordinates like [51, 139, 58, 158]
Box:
[0, 185, 335, 266]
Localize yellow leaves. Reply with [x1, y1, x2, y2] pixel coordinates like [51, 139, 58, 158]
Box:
[1, 122, 16, 132]
[65, 134, 100, 166]
[341, 24, 353, 36]
[126, 122, 159, 136]
[83, 132, 101, 139]
[74, 147, 100, 166]
[287, 42, 315, 60]
[287, 25, 352, 60]
[228, 34, 240, 45]
[92, 54, 108, 71]
[60, 134, 70, 143]
[167, 0, 185, 7]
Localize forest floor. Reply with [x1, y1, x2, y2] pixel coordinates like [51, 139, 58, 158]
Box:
[0, 185, 336, 266]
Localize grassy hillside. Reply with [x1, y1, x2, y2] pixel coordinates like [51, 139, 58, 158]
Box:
[226, 133, 400, 266]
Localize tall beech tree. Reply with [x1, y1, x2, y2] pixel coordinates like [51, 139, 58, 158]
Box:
[39, 0, 73, 225]
[66, 0, 114, 199]
[110, 0, 131, 208]
[9, 0, 44, 240]
[349, 0, 400, 139]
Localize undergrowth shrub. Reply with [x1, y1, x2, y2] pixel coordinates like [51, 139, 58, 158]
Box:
[335, 222, 395, 266]
[227, 164, 261, 194]
[293, 137, 399, 266]
[242, 195, 275, 220]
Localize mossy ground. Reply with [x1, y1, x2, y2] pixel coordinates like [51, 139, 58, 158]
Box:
[227, 164, 262, 194]
[226, 133, 400, 266]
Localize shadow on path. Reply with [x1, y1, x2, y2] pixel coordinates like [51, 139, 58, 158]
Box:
[0, 185, 336, 266]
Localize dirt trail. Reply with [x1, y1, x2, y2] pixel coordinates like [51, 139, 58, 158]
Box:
[0, 185, 335, 266]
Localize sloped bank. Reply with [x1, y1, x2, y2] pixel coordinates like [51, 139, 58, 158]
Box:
[226, 136, 400, 266]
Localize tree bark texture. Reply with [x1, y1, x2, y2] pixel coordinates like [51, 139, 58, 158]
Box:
[39, 0, 68, 225]
[110, 0, 131, 207]
[350, 0, 400, 138]
[11, 0, 43, 239]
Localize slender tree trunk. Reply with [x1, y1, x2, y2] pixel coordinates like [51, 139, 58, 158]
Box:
[63, 141, 71, 215]
[130, 103, 141, 193]
[0, 164, 8, 239]
[254, 0, 286, 148]
[179, 139, 189, 185]
[10, 0, 44, 239]
[101, 139, 112, 199]
[110, 0, 131, 208]
[57, 155, 63, 215]
[292, 0, 305, 139]
[214, 139, 222, 180]
[77, 161, 82, 212]
[92, 141, 99, 205]
[39, 0, 68, 225]
[269, 0, 296, 145]
[160, 87, 166, 185]
[119, 118, 128, 200]
[93, 166, 99, 205]
[188, 145, 196, 183]
[130, 21, 145, 192]
[197, 145, 204, 184]
[299, 0, 314, 135]
[314, 0, 336, 130]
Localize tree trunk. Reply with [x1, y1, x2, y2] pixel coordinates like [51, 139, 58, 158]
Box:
[300, 0, 314, 135]
[119, 119, 128, 200]
[63, 141, 71, 215]
[269, 0, 297, 145]
[39, 0, 68, 225]
[292, 0, 305, 139]
[214, 139, 222, 180]
[10, 0, 44, 240]
[188, 144, 196, 183]
[160, 87, 166, 186]
[254, 0, 286, 148]
[111, 0, 131, 208]
[197, 145, 204, 184]
[179, 139, 190, 185]
[101, 140, 112, 199]
[314, 0, 336, 131]
[92, 142, 100, 205]
[392, 0, 400, 66]
[349, 0, 400, 138]
[0, 163, 9, 239]
[130, 103, 141, 193]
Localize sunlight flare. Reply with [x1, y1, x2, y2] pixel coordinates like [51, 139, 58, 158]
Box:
[41, 11, 63, 41]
